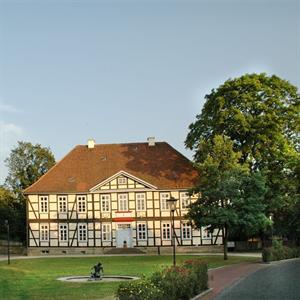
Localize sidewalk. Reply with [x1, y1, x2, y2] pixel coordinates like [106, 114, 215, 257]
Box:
[0, 251, 261, 261]
[202, 262, 268, 300]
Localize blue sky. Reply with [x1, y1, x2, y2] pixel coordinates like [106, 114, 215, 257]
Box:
[0, 0, 299, 184]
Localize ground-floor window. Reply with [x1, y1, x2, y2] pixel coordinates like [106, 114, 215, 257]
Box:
[59, 224, 68, 241]
[137, 223, 147, 240]
[162, 223, 171, 240]
[40, 224, 49, 241]
[181, 222, 191, 239]
[78, 224, 87, 241]
[102, 224, 111, 241]
[202, 226, 211, 239]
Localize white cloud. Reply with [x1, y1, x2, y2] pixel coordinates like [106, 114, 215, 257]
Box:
[0, 121, 24, 184]
[0, 103, 20, 114]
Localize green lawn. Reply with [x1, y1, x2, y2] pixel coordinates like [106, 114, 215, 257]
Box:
[0, 255, 258, 300]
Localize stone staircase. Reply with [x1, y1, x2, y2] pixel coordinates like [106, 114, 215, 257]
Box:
[103, 247, 146, 255]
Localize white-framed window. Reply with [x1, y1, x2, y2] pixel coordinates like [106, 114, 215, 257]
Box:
[59, 224, 68, 241]
[101, 194, 110, 212]
[102, 224, 111, 241]
[78, 224, 87, 241]
[180, 192, 190, 209]
[118, 224, 131, 229]
[58, 195, 67, 213]
[118, 194, 128, 211]
[118, 177, 127, 185]
[77, 195, 86, 213]
[40, 224, 49, 241]
[136, 193, 146, 211]
[202, 227, 211, 239]
[162, 223, 171, 240]
[39, 196, 48, 213]
[182, 222, 192, 239]
[137, 223, 147, 240]
[160, 192, 170, 210]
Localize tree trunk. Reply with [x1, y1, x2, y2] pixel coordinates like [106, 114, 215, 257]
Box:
[223, 224, 228, 260]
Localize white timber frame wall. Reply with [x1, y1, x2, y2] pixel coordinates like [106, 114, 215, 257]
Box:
[27, 172, 223, 250]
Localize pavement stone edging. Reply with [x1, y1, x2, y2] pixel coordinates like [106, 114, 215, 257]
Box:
[191, 288, 213, 300]
[265, 257, 300, 265]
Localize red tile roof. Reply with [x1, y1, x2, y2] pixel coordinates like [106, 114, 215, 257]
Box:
[24, 142, 199, 194]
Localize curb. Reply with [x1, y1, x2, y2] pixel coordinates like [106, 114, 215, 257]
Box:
[191, 288, 213, 300]
[267, 257, 300, 265]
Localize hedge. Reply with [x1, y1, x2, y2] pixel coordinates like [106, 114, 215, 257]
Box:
[262, 240, 300, 262]
[116, 259, 208, 300]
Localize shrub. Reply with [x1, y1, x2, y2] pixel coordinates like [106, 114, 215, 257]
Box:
[262, 247, 272, 262]
[116, 259, 208, 300]
[117, 279, 163, 300]
[262, 244, 300, 262]
[291, 247, 300, 258]
[150, 266, 195, 300]
[183, 259, 208, 294]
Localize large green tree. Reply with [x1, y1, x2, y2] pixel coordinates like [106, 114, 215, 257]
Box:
[187, 135, 269, 259]
[186, 73, 300, 241]
[0, 186, 20, 240]
[4, 141, 55, 241]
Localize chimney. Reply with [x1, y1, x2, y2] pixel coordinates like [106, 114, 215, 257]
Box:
[87, 139, 95, 149]
[147, 137, 155, 146]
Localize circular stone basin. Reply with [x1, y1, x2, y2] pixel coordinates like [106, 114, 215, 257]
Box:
[57, 275, 139, 283]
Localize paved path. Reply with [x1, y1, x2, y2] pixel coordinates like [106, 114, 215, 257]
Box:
[202, 262, 268, 300]
[0, 252, 261, 261]
[213, 259, 300, 300]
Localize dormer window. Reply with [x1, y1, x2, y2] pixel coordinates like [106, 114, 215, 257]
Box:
[118, 177, 127, 185]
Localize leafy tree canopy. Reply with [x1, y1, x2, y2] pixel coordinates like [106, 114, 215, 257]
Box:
[185, 73, 299, 171]
[187, 135, 269, 259]
[4, 141, 55, 242]
[185, 73, 299, 242]
[5, 141, 55, 196]
[0, 186, 20, 239]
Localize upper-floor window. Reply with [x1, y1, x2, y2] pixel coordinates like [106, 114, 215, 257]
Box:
[59, 224, 68, 241]
[78, 224, 87, 241]
[118, 177, 127, 185]
[118, 194, 128, 211]
[101, 194, 110, 212]
[137, 223, 147, 240]
[180, 192, 190, 210]
[182, 222, 191, 239]
[58, 196, 67, 213]
[77, 195, 86, 213]
[40, 224, 49, 241]
[39, 196, 48, 213]
[102, 224, 111, 241]
[136, 193, 146, 211]
[162, 223, 171, 240]
[160, 192, 170, 210]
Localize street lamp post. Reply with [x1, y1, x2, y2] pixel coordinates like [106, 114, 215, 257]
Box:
[166, 196, 177, 266]
[5, 220, 10, 265]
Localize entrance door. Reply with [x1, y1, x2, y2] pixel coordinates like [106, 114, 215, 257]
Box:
[116, 224, 132, 248]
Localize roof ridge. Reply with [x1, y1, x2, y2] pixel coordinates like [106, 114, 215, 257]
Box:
[75, 141, 167, 147]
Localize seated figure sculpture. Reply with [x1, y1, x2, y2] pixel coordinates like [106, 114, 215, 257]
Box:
[90, 262, 104, 280]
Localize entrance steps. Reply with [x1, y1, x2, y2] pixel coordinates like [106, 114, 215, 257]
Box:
[103, 247, 146, 255]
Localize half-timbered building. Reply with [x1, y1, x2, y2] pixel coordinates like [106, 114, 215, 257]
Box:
[24, 138, 223, 255]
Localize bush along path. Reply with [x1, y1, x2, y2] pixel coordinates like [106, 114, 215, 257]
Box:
[262, 240, 300, 263]
[116, 259, 208, 300]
